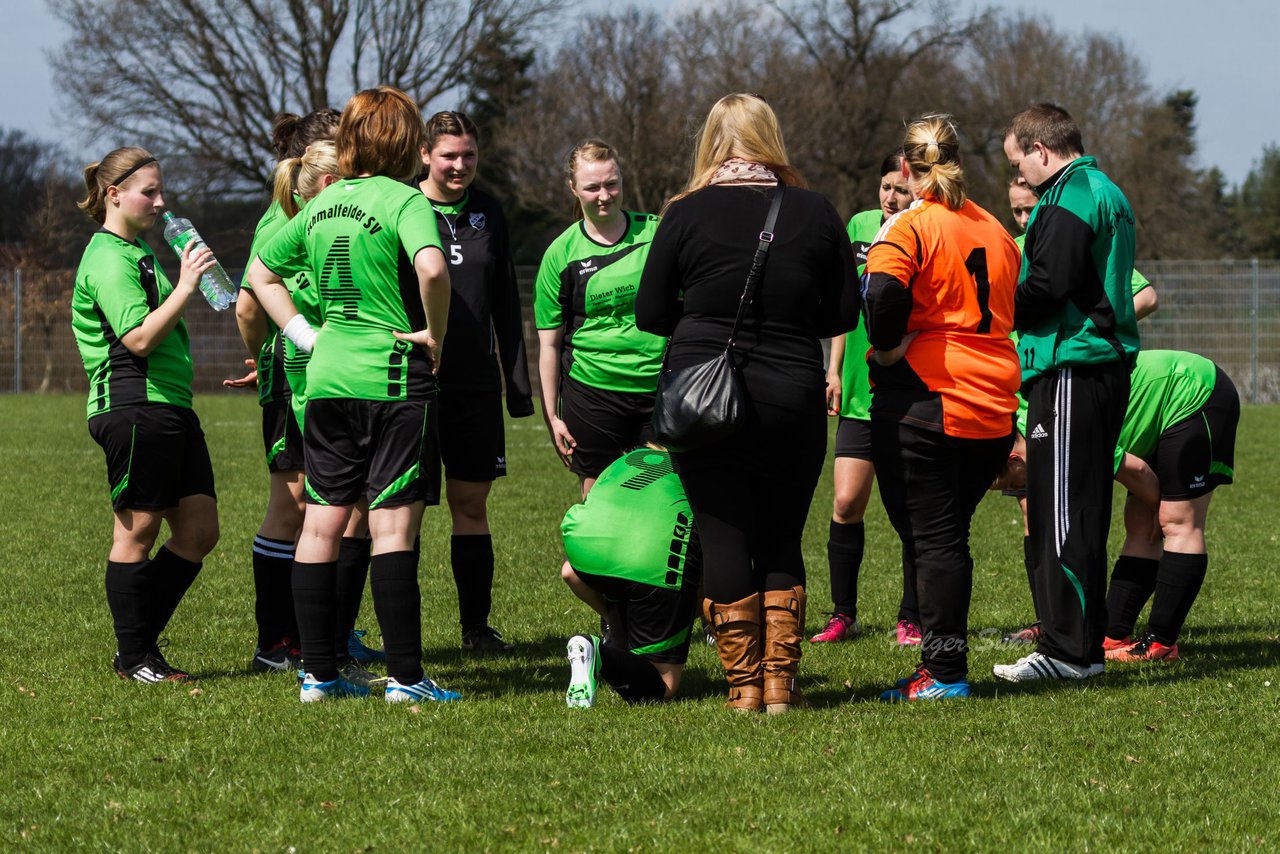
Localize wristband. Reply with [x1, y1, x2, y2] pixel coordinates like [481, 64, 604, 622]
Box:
[282, 314, 318, 354]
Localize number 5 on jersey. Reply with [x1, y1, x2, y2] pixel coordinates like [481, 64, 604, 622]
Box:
[449, 244, 463, 266]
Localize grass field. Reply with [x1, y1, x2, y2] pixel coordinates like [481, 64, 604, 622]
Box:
[1, 394, 1276, 851]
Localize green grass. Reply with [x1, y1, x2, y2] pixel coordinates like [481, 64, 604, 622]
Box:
[1, 395, 1276, 851]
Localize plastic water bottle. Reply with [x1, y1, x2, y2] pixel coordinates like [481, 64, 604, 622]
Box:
[161, 211, 238, 310]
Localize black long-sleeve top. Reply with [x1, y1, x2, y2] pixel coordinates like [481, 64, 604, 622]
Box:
[635, 184, 859, 409]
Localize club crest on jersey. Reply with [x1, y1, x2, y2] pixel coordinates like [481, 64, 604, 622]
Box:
[469, 213, 486, 230]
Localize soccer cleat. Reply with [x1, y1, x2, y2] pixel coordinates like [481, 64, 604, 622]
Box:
[810, 613, 861, 643]
[565, 634, 600, 708]
[1001, 621, 1042, 645]
[880, 667, 971, 702]
[993, 651, 1104, 683]
[339, 658, 389, 690]
[251, 639, 303, 672]
[347, 629, 386, 664]
[385, 674, 462, 703]
[299, 672, 370, 703]
[1106, 632, 1179, 662]
[1102, 634, 1133, 654]
[895, 620, 923, 646]
[461, 625, 514, 652]
[114, 653, 193, 683]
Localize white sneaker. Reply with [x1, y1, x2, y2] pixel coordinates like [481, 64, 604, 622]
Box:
[993, 651, 1104, 683]
[566, 635, 599, 708]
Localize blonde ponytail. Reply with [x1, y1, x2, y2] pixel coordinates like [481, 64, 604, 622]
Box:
[902, 115, 967, 210]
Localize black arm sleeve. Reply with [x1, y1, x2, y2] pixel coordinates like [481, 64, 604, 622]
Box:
[815, 201, 861, 338]
[863, 270, 912, 351]
[490, 208, 534, 416]
[1015, 205, 1096, 330]
[635, 210, 684, 337]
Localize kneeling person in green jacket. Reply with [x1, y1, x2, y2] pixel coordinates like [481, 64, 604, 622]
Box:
[560, 448, 701, 707]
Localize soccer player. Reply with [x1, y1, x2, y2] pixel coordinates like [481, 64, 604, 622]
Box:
[71, 147, 220, 682]
[862, 115, 1021, 701]
[415, 111, 534, 653]
[814, 150, 919, 646]
[993, 351, 1238, 664]
[994, 103, 1140, 683]
[560, 447, 701, 707]
[534, 140, 665, 502]
[247, 86, 455, 704]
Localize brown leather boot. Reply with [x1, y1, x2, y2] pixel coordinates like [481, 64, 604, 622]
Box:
[704, 594, 763, 712]
[762, 586, 808, 714]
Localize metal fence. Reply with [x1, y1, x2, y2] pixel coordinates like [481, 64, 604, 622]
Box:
[4, 260, 1279, 401]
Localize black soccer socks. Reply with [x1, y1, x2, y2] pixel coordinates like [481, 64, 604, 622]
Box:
[451, 534, 495, 632]
[252, 535, 296, 647]
[1105, 554, 1160, 640]
[826, 520, 865, 620]
[293, 560, 339, 682]
[105, 560, 150, 669]
[145, 546, 202, 651]
[369, 551, 424, 685]
[600, 643, 669, 703]
[334, 536, 372, 650]
[1147, 551, 1208, 645]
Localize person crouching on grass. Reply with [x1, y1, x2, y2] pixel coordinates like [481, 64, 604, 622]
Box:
[71, 147, 220, 683]
[560, 447, 701, 707]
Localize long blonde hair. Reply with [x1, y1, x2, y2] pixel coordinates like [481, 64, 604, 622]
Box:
[272, 140, 339, 217]
[668, 93, 805, 210]
[901, 114, 966, 210]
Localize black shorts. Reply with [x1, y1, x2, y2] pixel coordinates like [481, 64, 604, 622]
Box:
[1151, 368, 1239, 500]
[438, 388, 506, 482]
[262, 398, 304, 473]
[303, 397, 441, 509]
[560, 376, 655, 478]
[575, 571, 700, 665]
[88, 405, 217, 512]
[833, 416, 873, 460]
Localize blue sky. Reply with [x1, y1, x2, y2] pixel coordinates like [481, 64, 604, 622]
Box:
[4, 0, 1276, 185]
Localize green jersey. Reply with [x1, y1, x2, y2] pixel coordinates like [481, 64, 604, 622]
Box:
[1014, 232, 1151, 297]
[561, 449, 695, 590]
[1113, 350, 1218, 470]
[534, 212, 666, 393]
[258, 176, 443, 402]
[72, 230, 193, 418]
[839, 209, 880, 420]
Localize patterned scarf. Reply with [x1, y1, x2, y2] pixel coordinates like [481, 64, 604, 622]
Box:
[708, 157, 778, 185]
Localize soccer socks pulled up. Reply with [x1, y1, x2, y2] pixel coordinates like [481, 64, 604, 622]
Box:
[599, 643, 669, 703]
[826, 521, 864, 619]
[1105, 555, 1159, 640]
[1146, 552, 1208, 645]
[145, 546, 202, 651]
[252, 535, 296, 647]
[451, 534, 495, 632]
[369, 551, 424, 685]
[293, 561, 339, 682]
[334, 536, 371, 650]
[1023, 535, 1039, 620]
[105, 560, 150, 669]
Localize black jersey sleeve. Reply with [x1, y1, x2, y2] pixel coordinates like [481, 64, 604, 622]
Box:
[490, 204, 534, 416]
[635, 204, 685, 337]
[1015, 204, 1094, 331]
[815, 197, 861, 338]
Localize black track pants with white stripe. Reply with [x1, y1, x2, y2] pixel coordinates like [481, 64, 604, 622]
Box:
[1024, 363, 1129, 666]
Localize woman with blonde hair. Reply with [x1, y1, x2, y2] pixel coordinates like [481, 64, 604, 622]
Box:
[861, 114, 1020, 701]
[247, 86, 456, 704]
[636, 93, 859, 712]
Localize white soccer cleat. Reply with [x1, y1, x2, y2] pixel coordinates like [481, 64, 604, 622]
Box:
[565, 635, 599, 708]
[993, 651, 1104, 683]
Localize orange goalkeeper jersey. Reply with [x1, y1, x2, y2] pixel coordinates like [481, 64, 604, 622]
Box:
[862, 198, 1020, 439]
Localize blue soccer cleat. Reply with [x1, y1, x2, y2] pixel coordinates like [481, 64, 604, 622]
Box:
[880, 667, 971, 702]
[299, 672, 371, 703]
[385, 674, 462, 703]
[347, 629, 386, 664]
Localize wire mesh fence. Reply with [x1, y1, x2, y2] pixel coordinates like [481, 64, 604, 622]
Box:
[3, 261, 1279, 401]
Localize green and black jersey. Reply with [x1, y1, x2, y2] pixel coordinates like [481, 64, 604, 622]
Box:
[534, 212, 666, 394]
[241, 202, 290, 405]
[416, 182, 534, 413]
[561, 448, 696, 589]
[1014, 232, 1152, 299]
[840, 209, 880, 420]
[72, 230, 193, 418]
[1114, 350, 1218, 467]
[1015, 156, 1140, 383]
[258, 176, 443, 402]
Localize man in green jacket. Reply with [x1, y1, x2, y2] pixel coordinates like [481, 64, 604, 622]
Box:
[994, 103, 1140, 683]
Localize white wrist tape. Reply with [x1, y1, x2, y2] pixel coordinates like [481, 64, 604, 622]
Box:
[282, 314, 318, 354]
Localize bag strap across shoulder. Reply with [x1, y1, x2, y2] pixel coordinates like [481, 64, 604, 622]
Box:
[728, 186, 784, 349]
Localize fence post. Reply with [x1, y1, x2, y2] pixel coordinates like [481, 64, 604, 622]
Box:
[1252, 258, 1260, 403]
[13, 269, 20, 394]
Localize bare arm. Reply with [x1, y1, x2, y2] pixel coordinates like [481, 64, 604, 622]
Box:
[537, 327, 575, 468]
[1115, 452, 1160, 509]
[826, 335, 845, 416]
[120, 242, 214, 357]
[235, 286, 269, 357]
[1133, 285, 1158, 320]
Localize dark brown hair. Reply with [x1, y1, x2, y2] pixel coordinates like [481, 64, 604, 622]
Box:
[424, 111, 480, 153]
[77, 147, 157, 223]
[1004, 103, 1085, 159]
[336, 87, 424, 181]
[271, 109, 341, 161]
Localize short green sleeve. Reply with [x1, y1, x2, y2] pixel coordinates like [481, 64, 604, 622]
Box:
[1131, 267, 1151, 295]
[534, 236, 566, 329]
[89, 253, 151, 338]
[257, 206, 311, 280]
[395, 192, 444, 262]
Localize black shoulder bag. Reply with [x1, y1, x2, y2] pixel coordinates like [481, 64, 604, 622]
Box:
[651, 186, 784, 452]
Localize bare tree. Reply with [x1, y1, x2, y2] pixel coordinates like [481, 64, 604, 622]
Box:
[48, 0, 564, 193]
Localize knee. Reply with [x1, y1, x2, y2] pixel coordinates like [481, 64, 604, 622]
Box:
[175, 517, 220, 559]
[831, 491, 862, 524]
[560, 560, 578, 586]
[450, 494, 489, 527]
